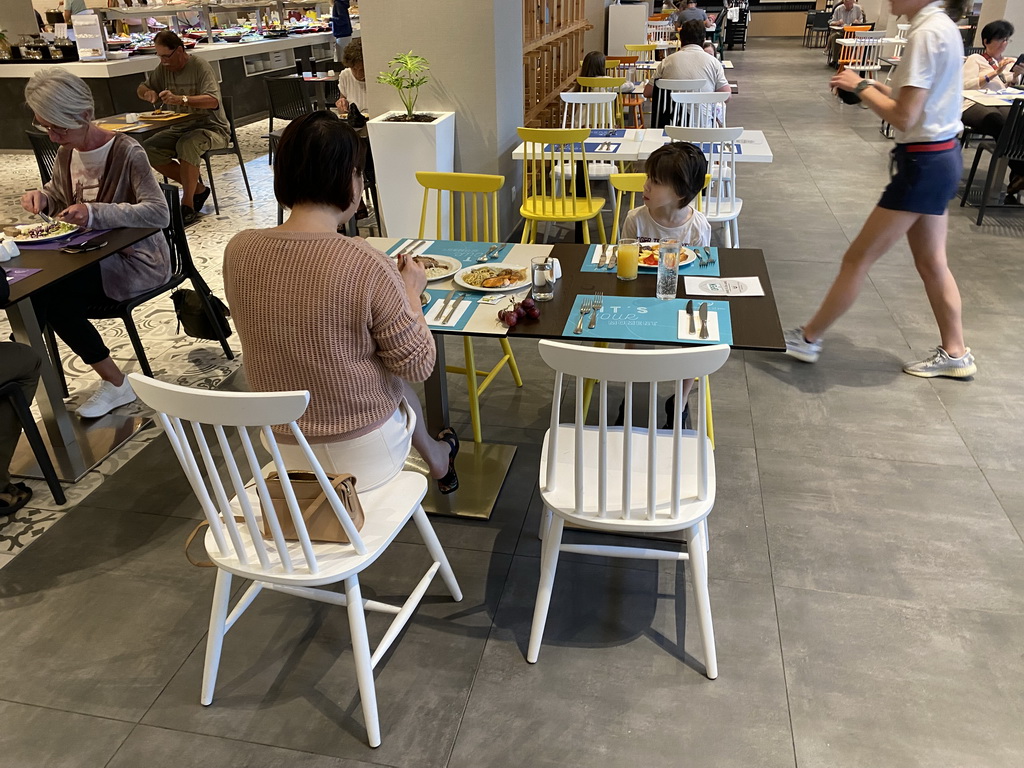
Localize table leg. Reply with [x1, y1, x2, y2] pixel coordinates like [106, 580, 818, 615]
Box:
[6, 298, 78, 448]
[409, 335, 516, 519]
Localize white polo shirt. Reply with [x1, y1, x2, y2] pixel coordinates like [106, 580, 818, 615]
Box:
[888, 1, 963, 144]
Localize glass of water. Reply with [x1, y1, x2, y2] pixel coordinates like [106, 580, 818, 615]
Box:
[531, 257, 554, 301]
[656, 238, 681, 300]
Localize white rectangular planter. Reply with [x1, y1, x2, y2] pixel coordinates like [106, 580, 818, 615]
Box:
[367, 111, 455, 239]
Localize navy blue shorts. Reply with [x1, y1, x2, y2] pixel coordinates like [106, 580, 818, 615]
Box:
[877, 139, 961, 216]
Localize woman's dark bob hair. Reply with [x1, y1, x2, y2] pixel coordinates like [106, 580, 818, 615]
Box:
[981, 19, 1014, 44]
[273, 111, 366, 212]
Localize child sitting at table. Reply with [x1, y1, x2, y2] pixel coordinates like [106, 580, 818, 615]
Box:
[621, 141, 711, 247]
[616, 141, 711, 430]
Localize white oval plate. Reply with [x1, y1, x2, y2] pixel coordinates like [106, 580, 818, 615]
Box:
[8, 223, 80, 243]
[453, 264, 530, 292]
[638, 244, 699, 270]
[415, 254, 462, 282]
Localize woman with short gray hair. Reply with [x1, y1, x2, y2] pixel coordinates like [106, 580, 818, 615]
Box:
[21, 68, 171, 419]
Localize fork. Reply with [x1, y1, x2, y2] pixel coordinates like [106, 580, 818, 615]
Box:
[573, 298, 593, 334]
[706, 247, 717, 267]
[477, 243, 501, 263]
[588, 292, 603, 329]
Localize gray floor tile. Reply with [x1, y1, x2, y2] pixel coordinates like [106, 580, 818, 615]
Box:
[0, 700, 132, 768]
[745, 360, 976, 467]
[448, 557, 795, 768]
[0, 507, 217, 721]
[776, 587, 1024, 768]
[760, 453, 1024, 611]
[142, 544, 508, 766]
[106, 726, 381, 768]
[985, 469, 1024, 540]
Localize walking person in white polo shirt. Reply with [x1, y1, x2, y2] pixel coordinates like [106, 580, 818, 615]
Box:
[786, 0, 977, 379]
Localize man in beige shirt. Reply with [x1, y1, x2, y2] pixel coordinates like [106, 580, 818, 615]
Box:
[137, 30, 229, 224]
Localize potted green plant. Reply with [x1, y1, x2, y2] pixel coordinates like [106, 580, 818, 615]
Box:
[368, 50, 455, 236]
[376, 52, 433, 122]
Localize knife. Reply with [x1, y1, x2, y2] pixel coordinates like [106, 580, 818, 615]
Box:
[698, 302, 710, 340]
[437, 287, 457, 318]
[442, 292, 465, 324]
[597, 243, 608, 269]
[686, 299, 695, 335]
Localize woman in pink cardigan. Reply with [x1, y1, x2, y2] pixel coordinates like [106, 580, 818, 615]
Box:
[223, 112, 459, 494]
[21, 69, 171, 419]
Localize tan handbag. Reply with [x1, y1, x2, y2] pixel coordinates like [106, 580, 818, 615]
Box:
[259, 471, 366, 543]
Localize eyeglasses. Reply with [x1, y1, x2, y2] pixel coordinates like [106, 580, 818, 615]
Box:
[33, 122, 69, 135]
[157, 48, 180, 60]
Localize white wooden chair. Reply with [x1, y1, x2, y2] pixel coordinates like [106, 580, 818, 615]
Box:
[128, 373, 462, 749]
[556, 92, 623, 202]
[666, 125, 743, 247]
[527, 341, 730, 678]
[670, 91, 730, 128]
[650, 78, 704, 128]
[647, 20, 675, 43]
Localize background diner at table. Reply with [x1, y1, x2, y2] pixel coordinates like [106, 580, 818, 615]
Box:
[137, 30, 229, 225]
[20, 68, 171, 419]
[960, 19, 1024, 201]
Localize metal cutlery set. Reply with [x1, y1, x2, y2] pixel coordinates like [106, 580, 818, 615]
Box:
[477, 243, 510, 263]
[435, 288, 466, 325]
[692, 247, 717, 270]
[596, 244, 618, 270]
[594, 141, 616, 152]
[573, 292, 604, 334]
[685, 299, 711, 340]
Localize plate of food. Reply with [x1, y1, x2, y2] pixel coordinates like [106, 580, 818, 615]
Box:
[638, 243, 699, 269]
[139, 110, 180, 119]
[413, 254, 461, 282]
[4, 221, 79, 243]
[453, 264, 530, 292]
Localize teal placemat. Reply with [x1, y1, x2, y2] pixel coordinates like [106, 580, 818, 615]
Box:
[563, 294, 733, 345]
[580, 245, 720, 276]
[422, 288, 478, 331]
[387, 239, 511, 267]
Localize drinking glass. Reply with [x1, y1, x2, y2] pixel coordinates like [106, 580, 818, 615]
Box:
[616, 238, 640, 281]
[656, 238, 680, 300]
[531, 257, 554, 301]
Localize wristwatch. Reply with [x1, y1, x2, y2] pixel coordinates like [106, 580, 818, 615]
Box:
[854, 79, 877, 95]
[182, 95, 189, 106]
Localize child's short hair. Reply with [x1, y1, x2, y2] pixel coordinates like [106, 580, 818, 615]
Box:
[645, 142, 708, 208]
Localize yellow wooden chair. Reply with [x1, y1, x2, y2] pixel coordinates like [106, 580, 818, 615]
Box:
[517, 127, 607, 245]
[577, 76, 629, 128]
[416, 171, 524, 443]
[578, 171, 716, 447]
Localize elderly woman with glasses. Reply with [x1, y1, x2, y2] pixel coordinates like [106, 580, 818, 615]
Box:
[21, 68, 170, 419]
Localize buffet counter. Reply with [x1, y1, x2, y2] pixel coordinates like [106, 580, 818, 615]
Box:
[0, 32, 334, 149]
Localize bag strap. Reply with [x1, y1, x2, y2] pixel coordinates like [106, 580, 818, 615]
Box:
[184, 521, 214, 567]
[307, 473, 358, 522]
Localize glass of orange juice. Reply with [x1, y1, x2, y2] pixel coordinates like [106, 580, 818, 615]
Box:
[617, 238, 640, 281]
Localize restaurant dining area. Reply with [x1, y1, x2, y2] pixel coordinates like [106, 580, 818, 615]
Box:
[1, 0, 1023, 765]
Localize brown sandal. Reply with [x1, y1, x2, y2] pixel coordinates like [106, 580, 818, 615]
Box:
[0, 482, 33, 517]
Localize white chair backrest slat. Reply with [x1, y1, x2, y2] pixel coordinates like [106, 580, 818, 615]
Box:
[537, 342, 730, 522]
[215, 423, 271, 570]
[190, 420, 252, 567]
[653, 79, 704, 121]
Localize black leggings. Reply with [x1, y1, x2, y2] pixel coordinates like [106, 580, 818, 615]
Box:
[963, 104, 1024, 176]
[33, 264, 112, 366]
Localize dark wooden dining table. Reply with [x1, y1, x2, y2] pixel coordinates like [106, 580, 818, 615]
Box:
[382, 239, 784, 520]
[3, 227, 159, 482]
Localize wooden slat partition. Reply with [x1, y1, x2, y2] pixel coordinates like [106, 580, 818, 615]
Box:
[523, 0, 593, 128]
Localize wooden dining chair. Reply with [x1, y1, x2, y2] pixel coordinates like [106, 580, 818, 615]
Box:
[576, 75, 629, 129]
[517, 127, 607, 245]
[415, 171, 524, 443]
[129, 373, 462, 749]
[527, 340, 730, 678]
[666, 126, 743, 246]
[649, 78, 705, 129]
[670, 91, 730, 128]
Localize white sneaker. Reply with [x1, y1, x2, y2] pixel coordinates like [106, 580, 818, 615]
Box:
[77, 378, 137, 419]
[784, 327, 823, 363]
